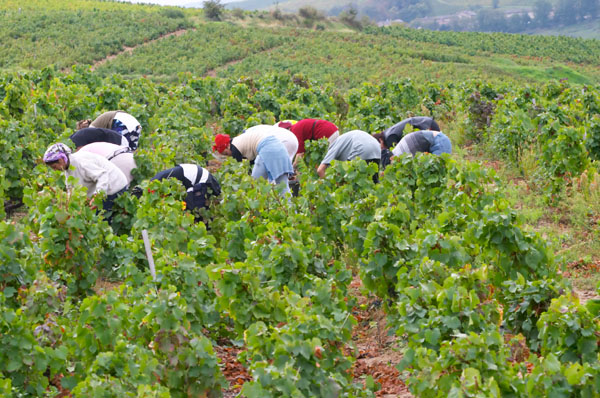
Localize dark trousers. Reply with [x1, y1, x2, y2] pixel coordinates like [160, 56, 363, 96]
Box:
[102, 186, 128, 223]
[366, 159, 380, 184]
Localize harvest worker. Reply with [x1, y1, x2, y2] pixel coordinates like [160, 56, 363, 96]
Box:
[381, 116, 440, 149]
[70, 127, 129, 150]
[390, 130, 452, 158]
[78, 142, 137, 184]
[213, 125, 298, 162]
[249, 125, 299, 161]
[77, 110, 142, 150]
[278, 119, 339, 164]
[42, 143, 128, 215]
[274, 120, 298, 128]
[373, 118, 447, 169]
[317, 130, 381, 182]
[151, 164, 221, 221]
[213, 133, 294, 196]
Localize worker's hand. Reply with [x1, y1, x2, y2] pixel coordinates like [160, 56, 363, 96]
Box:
[292, 152, 303, 167]
[316, 164, 328, 178]
[88, 196, 98, 210]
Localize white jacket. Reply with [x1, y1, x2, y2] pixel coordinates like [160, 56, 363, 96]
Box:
[232, 125, 298, 161]
[67, 151, 128, 197]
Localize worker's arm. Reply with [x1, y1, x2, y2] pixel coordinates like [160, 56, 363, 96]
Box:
[293, 152, 304, 167]
[317, 163, 328, 178]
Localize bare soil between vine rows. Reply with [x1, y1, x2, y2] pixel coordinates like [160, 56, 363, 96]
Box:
[218, 274, 412, 397]
[89, 28, 194, 71]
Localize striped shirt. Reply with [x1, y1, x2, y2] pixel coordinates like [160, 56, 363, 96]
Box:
[152, 164, 212, 192]
[392, 131, 438, 156]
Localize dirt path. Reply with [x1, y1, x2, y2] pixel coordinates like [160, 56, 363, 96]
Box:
[349, 276, 412, 398]
[203, 44, 284, 78]
[90, 28, 194, 71]
[204, 57, 245, 78]
[575, 289, 600, 304]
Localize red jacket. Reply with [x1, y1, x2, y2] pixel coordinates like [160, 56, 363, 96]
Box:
[290, 119, 338, 154]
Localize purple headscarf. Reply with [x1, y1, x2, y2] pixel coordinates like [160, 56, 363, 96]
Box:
[43, 143, 72, 164]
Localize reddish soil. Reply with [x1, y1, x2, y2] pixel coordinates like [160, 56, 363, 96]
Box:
[563, 259, 600, 305]
[92, 278, 122, 295]
[349, 276, 412, 398]
[215, 274, 412, 397]
[216, 345, 252, 398]
[563, 258, 600, 280]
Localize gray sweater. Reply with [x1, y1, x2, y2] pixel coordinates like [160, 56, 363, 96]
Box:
[321, 130, 381, 165]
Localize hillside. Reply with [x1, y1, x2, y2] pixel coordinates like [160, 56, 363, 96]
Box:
[0, 0, 198, 70]
[2, 1, 600, 86]
[1, 1, 600, 397]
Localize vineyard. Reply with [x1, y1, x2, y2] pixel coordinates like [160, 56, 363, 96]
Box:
[90, 24, 600, 86]
[4, 1, 600, 86]
[1, 64, 599, 396]
[0, 0, 195, 71]
[364, 25, 600, 65]
[1, 0, 600, 397]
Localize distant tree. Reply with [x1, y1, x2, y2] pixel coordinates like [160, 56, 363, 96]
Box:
[271, 7, 283, 21]
[520, 13, 532, 29]
[335, 0, 431, 22]
[160, 8, 185, 19]
[299, 6, 324, 21]
[533, 0, 552, 27]
[361, 15, 376, 28]
[231, 8, 245, 20]
[339, 5, 361, 30]
[203, 0, 225, 21]
[492, 0, 500, 9]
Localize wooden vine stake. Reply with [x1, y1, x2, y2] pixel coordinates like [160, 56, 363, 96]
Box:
[141, 229, 156, 281]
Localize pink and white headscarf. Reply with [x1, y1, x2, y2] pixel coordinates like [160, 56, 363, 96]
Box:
[43, 143, 72, 164]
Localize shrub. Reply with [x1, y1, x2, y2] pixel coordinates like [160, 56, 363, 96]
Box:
[160, 8, 185, 19]
[400, 330, 525, 397]
[231, 8, 245, 19]
[203, 0, 224, 21]
[298, 6, 323, 21]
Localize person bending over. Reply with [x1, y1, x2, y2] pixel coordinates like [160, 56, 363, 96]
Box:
[70, 127, 129, 150]
[78, 142, 137, 184]
[150, 164, 221, 221]
[214, 125, 298, 163]
[277, 119, 339, 165]
[213, 133, 294, 196]
[382, 116, 440, 149]
[391, 130, 452, 157]
[317, 130, 381, 182]
[77, 110, 142, 150]
[42, 143, 128, 215]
